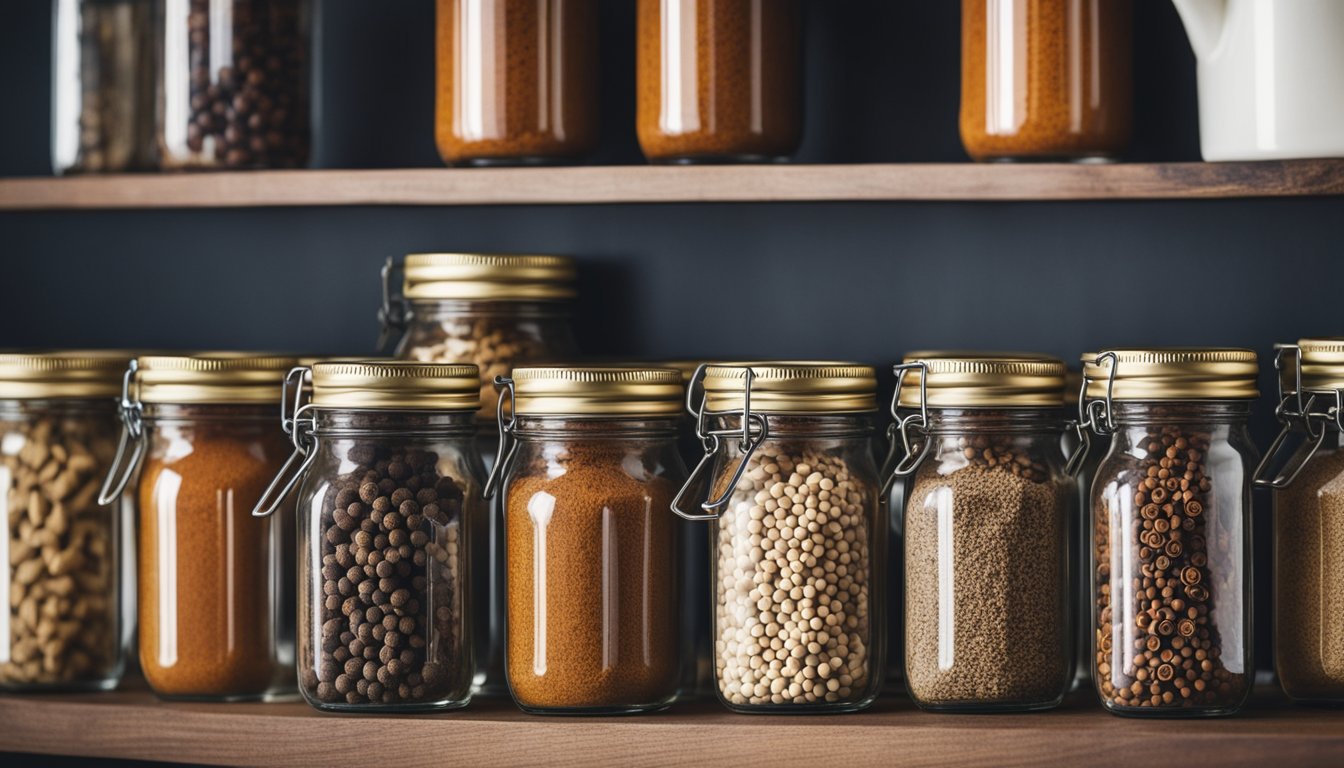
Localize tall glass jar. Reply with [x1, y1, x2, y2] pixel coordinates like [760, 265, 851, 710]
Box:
[381, 252, 578, 696]
[959, 0, 1132, 161]
[488, 367, 684, 715]
[52, 0, 156, 173]
[636, 0, 803, 163]
[0, 352, 130, 691]
[255, 362, 483, 712]
[101, 353, 298, 701]
[157, 0, 311, 169]
[1255, 340, 1344, 705]
[888, 352, 1072, 712]
[676, 363, 884, 713]
[435, 0, 598, 166]
[1082, 348, 1257, 717]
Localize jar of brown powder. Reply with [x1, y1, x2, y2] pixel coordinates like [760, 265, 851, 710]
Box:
[636, 0, 803, 163]
[380, 252, 578, 696]
[434, 0, 598, 166]
[675, 363, 884, 713]
[1254, 340, 1344, 705]
[1081, 349, 1257, 717]
[959, 0, 1132, 161]
[0, 351, 132, 692]
[888, 352, 1073, 712]
[255, 361, 484, 712]
[487, 366, 684, 714]
[102, 353, 298, 700]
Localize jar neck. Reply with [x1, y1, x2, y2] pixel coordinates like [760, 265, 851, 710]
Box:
[712, 411, 874, 438]
[407, 298, 570, 321]
[923, 406, 1065, 434]
[313, 407, 476, 436]
[141, 402, 274, 423]
[513, 414, 682, 438]
[1110, 400, 1250, 425]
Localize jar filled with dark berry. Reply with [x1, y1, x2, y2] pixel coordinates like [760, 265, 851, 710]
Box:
[1080, 349, 1258, 717]
[256, 361, 484, 712]
[157, 0, 311, 169]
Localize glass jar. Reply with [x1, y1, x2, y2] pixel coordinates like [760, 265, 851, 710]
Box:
[101, 353, 298, 700]
[435, 0, 598, 166]
[157, 0, 311, 169]
[1081, 348, 1258, 717]
[52, 0, 157, 173]
[888, 353, 1072, 712]
[256, 362, 484, 712]
[487, 367, 684, 714]
[0, 352, 131, 691]
[1256, 340, 1344, 705]
[676, 363, 884, 713]
[381, 252, 578, 696]
[636, 0, 803, 163]
[959, 0, 1132, 161]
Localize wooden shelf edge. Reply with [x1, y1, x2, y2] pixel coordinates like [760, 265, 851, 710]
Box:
[1, 687, 1341, 767]
[0, 160, 1342, 210]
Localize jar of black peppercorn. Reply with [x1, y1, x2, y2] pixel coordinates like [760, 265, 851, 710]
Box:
[156, 0, 311, 169]
[1080, 348, 1257, 717]
[885, 352, 1074, 712]
[255, 361, 483, 712]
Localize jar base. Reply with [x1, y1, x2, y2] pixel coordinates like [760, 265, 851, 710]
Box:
[972, 153, 1121, 164]
[1101, 703, 1245, 718]
[449, 155, 586, 168]
[303, 697, 472, 714]
[151, 688, 300, 703]
[0, 677, 121, 694]
[716, 694, 880, 715]
[911, 696, 1064, 714]
[646, 154, 791, 165]
[512, 700, 673, 716]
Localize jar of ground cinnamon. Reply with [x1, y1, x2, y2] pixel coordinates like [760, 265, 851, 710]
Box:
[101, 353, 299, 701]
[675, 363, 884, 713]
[959, 0, 1132, 161]
[434, 0, 598, 166]
[487, 366, 684, 714]
[255, 361, 484, 712]
[636, 0, 803, 163]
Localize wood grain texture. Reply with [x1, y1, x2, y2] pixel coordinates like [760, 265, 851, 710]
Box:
[0, 686, 1340, 767]
[1, 160, 1342, 209]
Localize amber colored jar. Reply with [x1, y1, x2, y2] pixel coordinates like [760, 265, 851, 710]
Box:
[636, 0, 803, 163]
[959, 0, 1132, 162]
[434, 0, 598, 166]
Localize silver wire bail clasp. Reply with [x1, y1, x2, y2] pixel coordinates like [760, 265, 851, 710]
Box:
[375, 256, 409, 354]
[98, 359, 145, 506]
[881, 361, 932, 491]
[483, 376, 519, 499]
[672, 365, 769, 521]
[1065, 351, 1120, 478]
[1254, 344, 1334, 488]
[254, 366, 318, 517]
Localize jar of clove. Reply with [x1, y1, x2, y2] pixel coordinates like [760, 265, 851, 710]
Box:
[256, 361, 483, 712]
[1082, 348, 1257, 717]
[888, 352, 1073, 712]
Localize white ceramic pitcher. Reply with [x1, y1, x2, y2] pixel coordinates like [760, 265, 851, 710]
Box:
[1172, 0, 1344, 161]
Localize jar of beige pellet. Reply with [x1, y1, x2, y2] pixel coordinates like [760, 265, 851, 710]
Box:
[1256, 339, 1344, 706]
[379, 252, 578, 695]
[0, 352, 133, 692]
[675, 363, 884, 713]
[888, 352, 1073, 713]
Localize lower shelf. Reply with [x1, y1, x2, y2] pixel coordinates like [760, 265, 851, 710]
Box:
[1, 682, 1341, 766]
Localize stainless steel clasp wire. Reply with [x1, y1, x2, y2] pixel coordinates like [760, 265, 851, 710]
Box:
[376, 256, 409, 354]
[1066, 351, 1119, 477]
[879, 362, 931, 499]
[483, 376, 519, 498]
[97, 359, 145, 505]
[253, 366, 319, 517]
[1253, 344, 1339, 488]
[671, 365, 769, 521]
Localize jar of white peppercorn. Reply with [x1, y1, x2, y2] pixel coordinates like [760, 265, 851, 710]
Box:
[1253, 340, 1344, 705]
[255, 361, 483, 712]
[675, 363, 885, 713]
[0, 351, 131, 692]
[1080, 348, 1257, 717]
[379, 252, 578, 696]
[886, 352, 1073, 713]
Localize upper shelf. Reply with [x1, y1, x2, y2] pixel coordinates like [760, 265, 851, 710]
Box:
[1, 159, 1342, 209]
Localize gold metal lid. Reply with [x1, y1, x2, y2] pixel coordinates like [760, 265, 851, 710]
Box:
[403, 253, 576, 301]
[703, 362, 877, 413]
[897, 351, 1066, 408]
[1082, 348, 1259, 401]
[511, 366, 684, 416]
[0, 350, 136, 400]
[310, 361, 480, 410]
[136, 353, 299, 404]
[1297, 339, 1344, 391]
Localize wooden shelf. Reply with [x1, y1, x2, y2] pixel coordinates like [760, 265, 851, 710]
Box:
[1, 685, 1340, 766]
[1, 160, 1342, 209]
